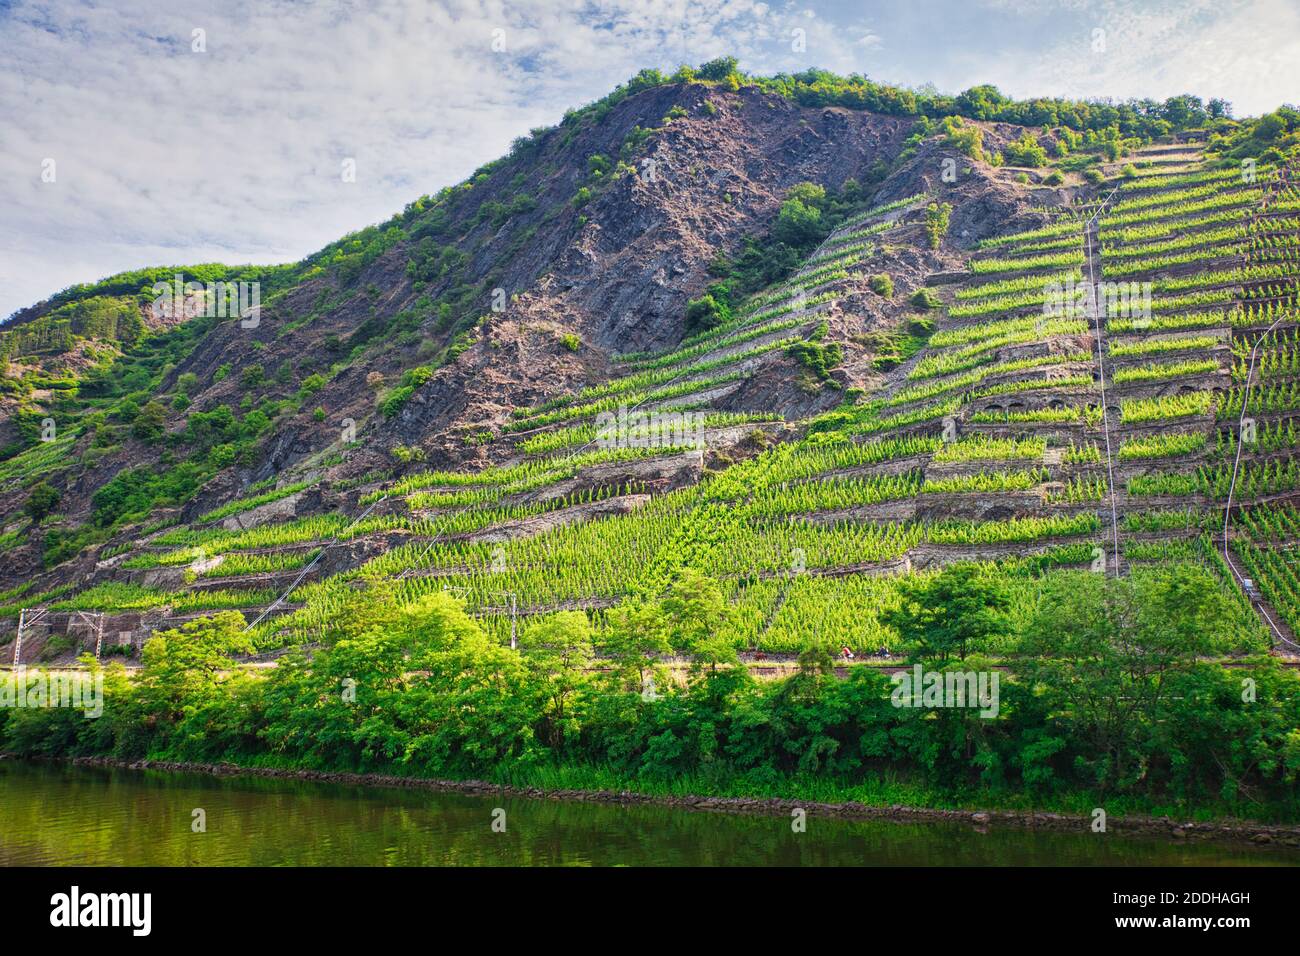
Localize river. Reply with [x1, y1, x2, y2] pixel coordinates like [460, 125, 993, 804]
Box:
[1, 761, 1296, 866]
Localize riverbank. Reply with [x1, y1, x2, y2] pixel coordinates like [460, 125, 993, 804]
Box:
[23, 754, 1300, 850]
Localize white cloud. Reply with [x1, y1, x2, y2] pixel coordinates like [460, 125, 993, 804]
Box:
[0, 0, 1294, 320]
[0, 0, 878, 319]
[960, 0, 1300, 112]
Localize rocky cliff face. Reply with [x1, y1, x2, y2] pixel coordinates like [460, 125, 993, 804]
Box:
[0, 77, 1054, 602]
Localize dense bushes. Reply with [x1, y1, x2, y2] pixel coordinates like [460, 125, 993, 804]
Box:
[772, 182, 829, 247]
[1208, 106, 1300, 163]
[23, 482, 59, 522]
[37, 460, 209, 567]
[685, 287, 732, 333]
[941, 116, 985, 161]
[89, 463, 206, 528]
[787, 322, 843, 380]
[707, 177, 881, 303]
[1003, 131, 1048, 167]
[6, 564, 1298, 817]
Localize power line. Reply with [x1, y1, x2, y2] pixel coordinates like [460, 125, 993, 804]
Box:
[1221, 161, 1299, 652]
[243, 494, 388, 632]
[1083, 183, 1124, 576]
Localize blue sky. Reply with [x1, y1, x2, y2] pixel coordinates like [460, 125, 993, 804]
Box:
[1, 0, 1296, 320]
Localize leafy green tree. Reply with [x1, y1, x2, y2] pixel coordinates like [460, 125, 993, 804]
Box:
[130, 400, 168, 443]
[696, 56, 739, 82]
[881, 563, 1008, 662]
[322, 578, 402, 645]
[520, 610, 594, 748]
[393, 590, 484, 652]
[410, 620, 541, 773]
[773, 192, 826, 248]
[1015, 566, 1234, 793]
[685, 287, 731, 332]
[955, 84, 1008, 120]
[660, 569, 737, 672]
[136, 612, 253, 723]
[1146, 657, 1300, 803]
[1003, 130, 1049, 167]
[603, 599, 671, 692]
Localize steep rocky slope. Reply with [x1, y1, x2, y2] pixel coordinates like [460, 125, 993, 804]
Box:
[2, 70, 1297, 665]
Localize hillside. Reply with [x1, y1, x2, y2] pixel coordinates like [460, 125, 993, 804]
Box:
[2, 64, 1299, 669]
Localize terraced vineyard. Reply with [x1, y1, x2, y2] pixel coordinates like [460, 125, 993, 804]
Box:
[4, 131, 1298, 668]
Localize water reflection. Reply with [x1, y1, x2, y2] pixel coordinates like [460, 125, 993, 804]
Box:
[0, 762, 1295, 867]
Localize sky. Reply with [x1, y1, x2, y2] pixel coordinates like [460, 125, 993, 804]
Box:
[1, 0, 1297, 321]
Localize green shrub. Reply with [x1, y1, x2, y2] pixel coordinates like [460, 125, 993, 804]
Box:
[1003, 131, 1049, 167]
[24, 481, 60, 522]
[240, 364, 265, 388]
[390, 444, 426, 464]
[380, 385, 415, 418]
[941, 115, 985, 161]
[130, 401, 167, 443]
[909, 287, 941, 310]
[298, 373, 326, 397]
[924, 202, 953, 249]
[685, 288, 732, 332]
[869, 273, 894, 297]
[773, 185, 827, 248]
[787, 322, 843, 380]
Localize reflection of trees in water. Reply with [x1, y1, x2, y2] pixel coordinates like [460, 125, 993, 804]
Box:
[0, 763, 1288, 867]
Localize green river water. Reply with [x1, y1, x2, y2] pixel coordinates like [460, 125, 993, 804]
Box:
[1, 761, 1296, 866]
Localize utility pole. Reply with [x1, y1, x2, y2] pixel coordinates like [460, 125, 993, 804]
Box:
[508, 592, 518, 651]
[14, 607, 48, 667]
[70, 610, 105, 659]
